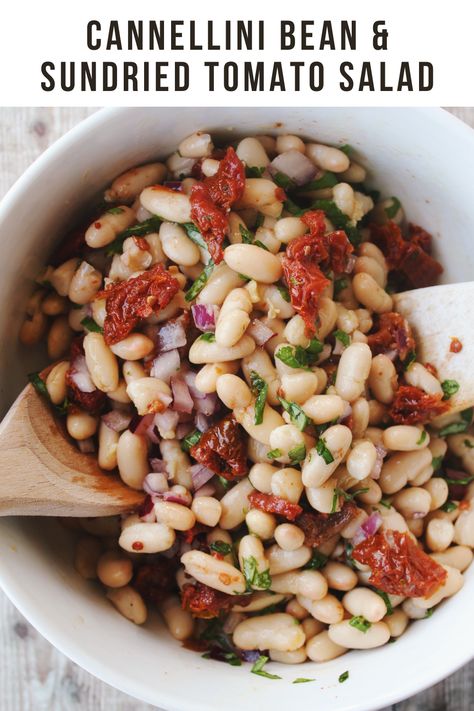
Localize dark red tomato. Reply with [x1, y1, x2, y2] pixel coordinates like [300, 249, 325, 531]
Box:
[296, 502, 358, 547]
[133, 236, 150, 251]
[389, 385, 449, 425]
[98, 263, 179, 345]
[370, 221, 407, 269]
[181, 582, 247, 619]
[300, 210, 354, 273]
[190, 414, 248, 480]
[205, 146, 245, 211]
[133, 559, 177, 607]
[248, 491, 303, 521]
[367, 312, 415, 362]
[65, 337, 106, 414]
[398, 242, 443, 288]
[190, 183, 229, 264]
[408, 223, 433, 253]
[352, 529, 447, 598]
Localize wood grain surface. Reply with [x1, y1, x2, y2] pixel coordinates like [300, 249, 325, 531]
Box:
[0, 107, 472, 711]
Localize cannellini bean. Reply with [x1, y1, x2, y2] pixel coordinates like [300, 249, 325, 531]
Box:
[423, 478, 449, 511]
[454, 502, 474, 546]
[223, 244, 282, 283]
[270, 647, 307, 664]
[284, 315, 311, 348]
[105, 163, 166, 203]
[189, 334, 255, 364]
[383, 426, 429, 451]
[140, 186, 191, 223]
[66, 411, 97, 441]
[191, 497, 222, 527]
[50, 258, 78, 296]
[74, 536, 102, 579]
[232, 592, 287, 613]
[275, 134, 305, 153]
[431, 546, 473, 572]
[271, 467, 304, 504]
[69, 261, 103, 306]
[280, 371, 320, 404]
[298, 593, 344, 624]
[313, 298, 338, 340]
[274, 524, 305, 551]
[355, 477, 382, 505]
[353, 272, 393, 313]
[116, 430, 148, 489]
[306, 143, 350, 172]
[126, 377, 171, 416]
[305, 476, 340, 514]
[306, 630, 347, 662]
[379, 448, 433, 494]
[235, 402, 286, 445]
[160, 596, 194, 641]
[233, 613, 305, 652]
[178, 132, 213, 158]
[354, 256, 386, 288]
[267, 545, 312, 575]
[271, 569, 328, 601]
[405, 362, 443, 396]
[340, 161, 367, 183]
[236, 137, 270, 167]
[119, 521, 175, 554]
[110, 334, 154, 361]
[248, 463, 275, 493]
[301, 618, 325, 641]
[83, 332, 119, 393]
[45, 360, 69, 404]
[352, 397, 370, 438]
[85, 206, 135, 249]
[98, 420, 119, 470]
[238, 535, 270, 590]
[384, 609, 409, 638]
[246, 509, 277, 540]
[302, 425, 352, 488]
[194, 361, 239, 394]
[369, 354, 397, 404]
[269, 426, 312, 466]
[159, 222, 200, 266]
[97, 551, 133, 588]
[426, 519, 455, 552]
[328, 620, 390, 649]
[154, 500, 196, 531]
[302, 394, 345, 424]
[236, 179, 284, 218]
[106, 586, 147, 624]
[197, 264, 245, 305]
[392, 487, 431, 519]
[413, 565, 463, 609]
[332, 182, 355, 217]
[181, 550, 246, 594]
[219, 477, 254, 530]
[342, 588, 386, 622]
[241, 348, 281, 406]
[160, 440, 193, 489]
[123, 360, 146, 384]
[402, 598, 427, 620]
[215, 288, 252, 347]
[275, 216, 307, 244]
[335, 343, 372, 402]
[322, 562, 358, 591]
[346, 440, 377, 481]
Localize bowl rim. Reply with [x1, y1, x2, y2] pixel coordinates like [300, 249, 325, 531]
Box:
[1, 105, 474, 711]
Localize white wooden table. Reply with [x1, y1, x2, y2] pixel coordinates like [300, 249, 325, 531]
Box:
[0, 107, 473, 711]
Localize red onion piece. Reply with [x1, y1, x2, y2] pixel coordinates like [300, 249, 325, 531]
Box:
[195, 412, 212, 432]
[333, 337, 347, 356]
[370, 445, 387, 480]
[77, 437, 95, 453]
[145, 421, 160, 445]
[191, 304, 219, 332]
[132, 413, 155, 437]
[183, 370, 203, 398]
[70, 355, 95, 393]
[246, 318, 275, 346]
[176, 422, 195, 439]
[352, 512, 382, 546]
[171, 376, 194, 414]
[269, 150, 317, 187]
[157, 320, 187, 352]
[102, 410, 132, 433]
[154, 410, 179, 439]
[150, 349, 180, 383]
[194, 482, 216, 498]
[194, 391, 219, 416]
[143, 472, 169, 495]
[137, 494, 156, 521]
[136, 205, 153, 222]
[345, 254, 357, 274]
[191, 463, 215, 491]
[169, 153, 196, 178]
[149, 458, 168, 474]
[159, 490, 191, 506]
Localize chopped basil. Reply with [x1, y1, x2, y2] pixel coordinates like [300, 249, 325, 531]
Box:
[333, 329, 350, 348]
[403, 350, 417, 370]
[283, 196, 306, 216]
[238, 273, 251, 281]
[373, 589, 393, 615]
[251, 655, 282, 680]
[441, 379, 460, 400]
[297, 171, 338, 192]
[185, 261, 215, 302]
[438, 421, 470, 437]
[218, 476, 231, 490]
[279, 397, 311, 431]
[379, 498, 392, 509]
[198, 332, 216, 343]
[339, 671, 349, 683]
[443, 473, 474, 486]
[424, 608, 434, 619]
[360, 185, 380, 202]
[200, 618, 241, 664]
[292, 678, 315, 684]
[331, 486, 369, 513]
[250, 371, 268, 426]
[107, 206, 125, 215]
[311, 199, 361, 246]
[306, 337, 324, 359]
[245, 165, 265, 178]
[304, 550, 328, 570]
[254, 239, 270, 251]
[416, 430, 427, 446]
[242, 556, 272, 591]
[106, 215, 163, 255]
[273, 171, 294, 190]
[277, 284, 290, 302]
[275, 345, 310, 371]
[316, 437, 334, 465]
[267, 448, 282, 460]
[431, 455, 443, 471]
[344, 540, 356, 569]
[384, 197, 402, 219]
[210, 541, 233, 556]
[440, 501, 458, 513]
[181, 429, 202, 452]
[464, 439, 474, 449]
[349, 615, 371, 633]
[462, 407, 473, 423]
[28, 372, 69, 415]
[339, 144, 353, 156]
[334, 277, 348, 297]
[80, 316, 103, 333]
[288, 443, 307, 464]
[183, 222, 208, 250]
[255, 213, 265, 229]
[239, 224, 254, 244]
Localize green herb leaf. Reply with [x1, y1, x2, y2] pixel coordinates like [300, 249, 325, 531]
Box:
[379, 498, 392, 509]
[245, 166, 265, 178]
[254, 239, 270, 251]
[250, 371, 269, 425]
[349, 615, 371, 633]
[311, 199, 361, 246]
[331, 486, 369, 513]
[292, 678, 315, 684]
[333, 329, 350, 348]
[255, 213, 265, 229]
[464, 439, 474, 449]
[339, 144, 353, 156]
[306, 337, 324, 359]
[440, 501, 458, 513]
[439, 421, 470, 437]
[275, 345, 309, 371]
[277, 284, 290, 302]
[243, 556, 272, 591]
[239, 224, 254, 244]
[339, 671, 349, 683]
[373, 589, 393, 615]
[185, 261, 215, 302]
[403, 350, 417, 370]
[416, 430, 427, 446]
[461, 407, 473, 423]
[334, 277, 348, 297]
[443, 473, 474, 486]
[183, 222, 208, 250]
[107, 206, 125, 215]
[198, 332, 216, 343]
[28, 371, 48, 397]
[251, 655, 282, 680]
[267, 448, 282, 460]
[288, 443, 307, 464]
[279, 397, 311, 431]
[210, 541, 233, 556]
[80, 316, 103, 333]
[304, 550, 328, 570]
[441, 379, 460, 400]
[283, 196, 306, 216]
[218, 476, 231, 490]
[105, 215, 163, 255]
[297, 172, 338, 192]
[316, 437, 334, 465]
[181, 429, 202, 452]
[384, 197, 402, 219]
[424, 608, 434, 619]
[238, 273, 251, 281]
[273, 172, 295, 190]
[431, 455, 443, 472]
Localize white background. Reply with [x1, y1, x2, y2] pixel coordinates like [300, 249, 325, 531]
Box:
[0, 0, 473, 106]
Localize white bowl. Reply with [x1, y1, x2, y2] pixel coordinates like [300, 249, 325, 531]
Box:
[0, 107, 473, 711]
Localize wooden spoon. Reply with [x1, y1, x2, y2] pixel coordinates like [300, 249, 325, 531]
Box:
[393, 281, 474, 413]
[0, 377, 143, 517]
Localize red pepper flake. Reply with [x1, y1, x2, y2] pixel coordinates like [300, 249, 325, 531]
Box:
[133, 236, 150, 251]
[459, 500, 471, 511]
[424, 362, 438, 377]
[190, 147, 245, 264]
[181, 582, 247, 619]
[248, 491, 303, 522]
[296, 502, 358, 547]
[134, 560, 177, 606]
[450, 337, 463, 354]
[190, 414, 248, 480]
[132, 541, 144, 551]
[65, 337, 106, 414]
[367, 312, 415, 362]
[97, 263, 179, 345]
[275, 187, 287, 203]
[183, 523, 210, 544]
[389, 385, 449, 425]
[352, 529, 447, 598]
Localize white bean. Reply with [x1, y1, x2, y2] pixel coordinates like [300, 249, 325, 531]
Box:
[178, 132, 213, 159]
[306, 144, 350, 172]
[110, 334, 154, 361]
[233, 613, 306, 652]
[328, 620, 390, 649]
[116, 430, 148, 489]
[85, 206, 136, 249]
[181, 550, 246, 594]
[119, 522, 175, 554]
[306, 631, 347, 662]
[68, 261, 102, 305]
[140, 186, 191, 223]
[189, 334, 255, 364]
[83, 332, 119, 393]
[335, 343, 372, 402]
[159, 222, 200, 266]
[106, 586, 147, 624]
[342, 588, 386, 622]
[223, 244, 282, 283]
[383, 426, 429, 451]
[126, 377, 172, 416]
[219, 477, 254, 530]
[352, 273, 393, 313]
[302, 425, 352, 488]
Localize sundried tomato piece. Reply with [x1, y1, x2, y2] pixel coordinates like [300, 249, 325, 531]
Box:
[450, 337, 463, 354]
[296, 502, 358, 547]
[190, 183, 229, 264]
[282, 257, 329, 334]
[205, 147, 245, 211]
[97, 263, 179, 345]
[370, 221, 407, 269]
[134, 559, 177, 607]
[325, 230, 354, 273]
[352, 529, 447, 598]
[389, 385, 449, 425]
[248, 491, 303, 522]
[397, 242, 443, 289]
[65, 337, 106, 414]
[408, 223, 433, 253]
[190, 414, 248, 480]
[300, 211, 354, 273]
[367, 312, 415, 362]
[181, 582, 247, 619]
